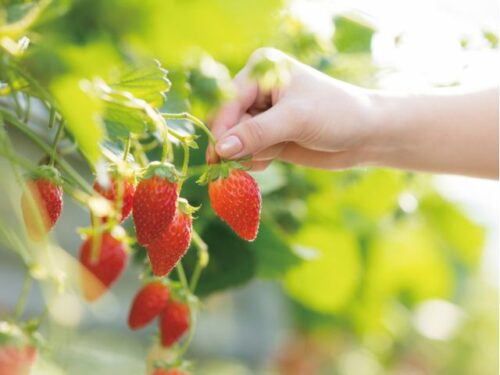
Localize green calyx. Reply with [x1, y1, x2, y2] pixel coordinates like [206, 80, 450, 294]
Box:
[26, 165, 62, 185]
[142, 161, 179, 182]
[0, 321, 38, 348]
[197, 160, 247, 185]
[177, 197, 199, 216]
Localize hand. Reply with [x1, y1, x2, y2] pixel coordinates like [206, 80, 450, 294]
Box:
[207, 48, 375, 171]
[208, 48, 498, 178]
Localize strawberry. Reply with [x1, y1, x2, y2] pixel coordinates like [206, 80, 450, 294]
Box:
[79, 232, 128, 302]
[128, 282, 170, 330]
[207, 167, 261, 241]
[153, 369, 187, 375]
[20, 166, 63, 240]
[133, 162, 179, 246]
[0, 346, 36, 375]
[146, 203, 193, 277]
[159, 301, 189, 347]
[0, 321, 37, 375]
[93, 174, 135, 222]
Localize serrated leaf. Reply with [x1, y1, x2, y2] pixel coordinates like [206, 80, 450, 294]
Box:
[250, 220, 303, 279]
[109, 61, 171, 108]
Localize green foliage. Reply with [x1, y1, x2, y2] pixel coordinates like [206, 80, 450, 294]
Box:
[333, 14, 375, 53]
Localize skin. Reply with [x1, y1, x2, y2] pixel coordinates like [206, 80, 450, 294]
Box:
[207, 48, 499, 179]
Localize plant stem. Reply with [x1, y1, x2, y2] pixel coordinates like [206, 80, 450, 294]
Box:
[13, 272, 32, 321]
[50, 119, 64, 166]
[176, 261, 189, 290]
[48, 106, 56, 128]
[23, 93, 31, 123]
[123, 134, 131, 161]
[189, 230, 209, 293]
[1, 109, 94, 194]
[178, 141, 190, 191]
[162, 112, 216, 144]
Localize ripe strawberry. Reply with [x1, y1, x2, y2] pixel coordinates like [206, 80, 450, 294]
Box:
[93, 174, 135, 222]
[79, 232, 128, 302]
[146, 205, 193, 277]
[153, 369, 187, 375]
[128, 282, 170, 330]
[133, 162, 179, 246]
[20, 166, 63, 240]
[0, 345, 37, 375]
[159, 301, 189, 347]
[208, 168, 261, 241]
[0, 321, 37, 375]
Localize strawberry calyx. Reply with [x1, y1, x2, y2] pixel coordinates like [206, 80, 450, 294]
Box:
[177, 198, 198, 216]
[152, 359, 191, 374]
[143, 162, 180, 183]
[25, 165, 62, 186]
[197, 160, 248, 185]
[0, 321, 42, 350]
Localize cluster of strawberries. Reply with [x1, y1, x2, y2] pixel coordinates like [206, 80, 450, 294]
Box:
[18, 159, 261, 372]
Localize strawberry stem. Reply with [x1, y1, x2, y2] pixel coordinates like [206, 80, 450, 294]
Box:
[49, 118, 64, 167]
[161, 112, 216, 144]
[175, 262, 189, 290]
[123, 134, 131, 161]
[13, 272, 32, 321]
[189, 230, 209, 293]
[1, 109, 94, 194]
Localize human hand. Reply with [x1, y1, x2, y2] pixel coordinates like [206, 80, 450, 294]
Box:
[207, 48, 375, 171]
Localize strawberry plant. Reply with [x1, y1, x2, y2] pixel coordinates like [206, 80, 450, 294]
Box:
[0, 1, 492, 374]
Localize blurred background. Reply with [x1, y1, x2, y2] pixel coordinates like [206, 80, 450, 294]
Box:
[0, 0, 498, 374]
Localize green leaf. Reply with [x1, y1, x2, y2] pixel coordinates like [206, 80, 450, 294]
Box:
[284, 226, 361, 313]
[51, 75, 104, 166]
[250, 220, 303, 279]
[364, 218, 454, 303]
[183, 221, 256, 296]
[333, 14, 375, 53]
[109, 61, 171, 108]
[420, 194, 485, 267]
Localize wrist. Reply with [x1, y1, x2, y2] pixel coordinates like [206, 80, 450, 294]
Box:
[354, 90, 406, 168]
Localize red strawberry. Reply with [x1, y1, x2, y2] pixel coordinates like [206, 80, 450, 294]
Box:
[133, 162, 179, 246]
[0, 345, 36, 375]
[208, 168, 261, 241]
[159, 301, 189, 347]
[128, 282, 170, 330]
[0, 321, 37, 375]
[79, 232, 128, 302]
[20, 166, 63, 240]
[146, 205, 192, 277]
[153, 369, 187, 375]
[93, 174, 135, 222]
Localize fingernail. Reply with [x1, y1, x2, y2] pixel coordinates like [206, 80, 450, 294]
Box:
[216, 135, 243, 157]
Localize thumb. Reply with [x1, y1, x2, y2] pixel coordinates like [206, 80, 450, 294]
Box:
[215, 105, 297, 159]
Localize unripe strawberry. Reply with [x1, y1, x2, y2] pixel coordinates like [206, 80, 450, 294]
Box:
[146, 204, 193, 277]
[128, 282, 169, 330]
[79, 232, 128, 302]
[208, 168, 261, 241]
[20, 166, 63, 240]
[159, 301, 189, 347]
[133, 162, 179, 246]
[93, 174, 135, 222]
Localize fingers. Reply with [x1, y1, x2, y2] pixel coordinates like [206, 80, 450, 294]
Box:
[215, 104, 297, 159]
